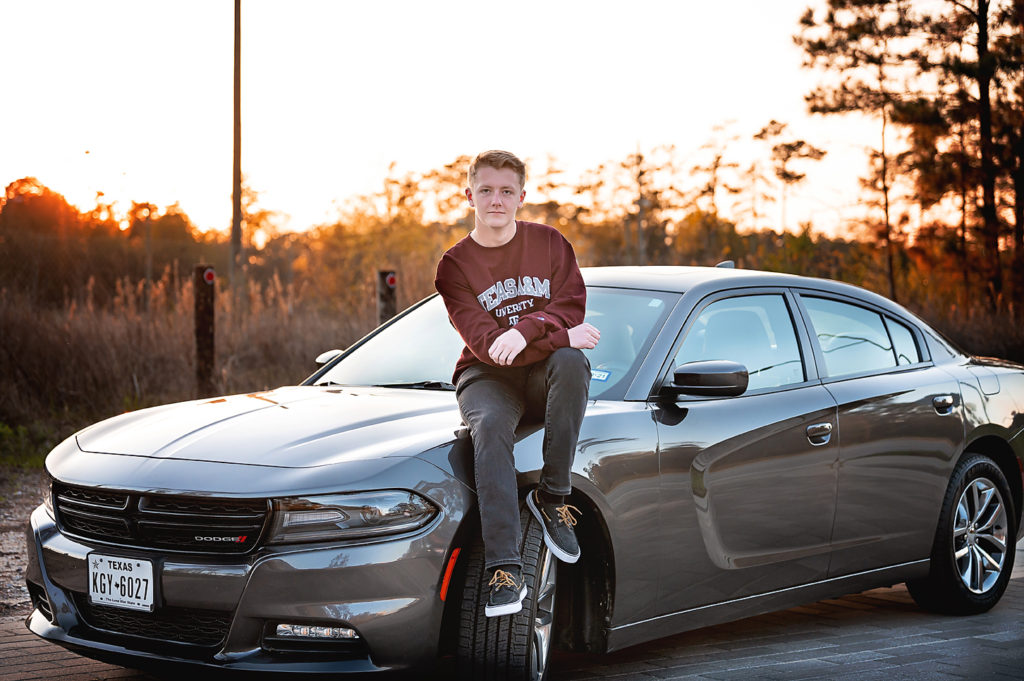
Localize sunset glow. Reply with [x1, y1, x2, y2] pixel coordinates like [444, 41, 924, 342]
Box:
[2, 0, 884, 236]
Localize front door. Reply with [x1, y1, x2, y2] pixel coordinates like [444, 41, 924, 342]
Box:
[654, 291, 839, 615]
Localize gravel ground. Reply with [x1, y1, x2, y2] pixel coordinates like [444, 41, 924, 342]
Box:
[0, 466, 48, 617]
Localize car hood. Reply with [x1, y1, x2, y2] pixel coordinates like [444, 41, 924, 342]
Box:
[75, 385, 462, 469]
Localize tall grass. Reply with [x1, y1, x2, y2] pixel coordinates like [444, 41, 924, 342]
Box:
[0, 270, 367, 461]
[2, 258, 1021, 465]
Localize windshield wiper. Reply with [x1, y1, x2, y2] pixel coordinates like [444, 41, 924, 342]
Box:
[372, 380, 456, 391]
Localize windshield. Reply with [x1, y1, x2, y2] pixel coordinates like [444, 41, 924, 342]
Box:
[313, 287, 677, 400]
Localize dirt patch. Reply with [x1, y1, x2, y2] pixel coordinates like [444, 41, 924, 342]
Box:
[0, 466, 48, 617]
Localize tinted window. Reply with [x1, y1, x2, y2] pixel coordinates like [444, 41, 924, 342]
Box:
[315, 288, 676, 400]
[885, 317, 920, 365]
[803, 297, 895, 377]
[674, 294, 804, 390]
[583, 288, 675, 395]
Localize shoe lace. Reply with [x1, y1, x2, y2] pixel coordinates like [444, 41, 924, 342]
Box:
[555, 503, 581, 528]
[489, 569, 519, 590]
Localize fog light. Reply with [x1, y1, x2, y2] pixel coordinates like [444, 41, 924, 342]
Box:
[276, 623, 359, 639]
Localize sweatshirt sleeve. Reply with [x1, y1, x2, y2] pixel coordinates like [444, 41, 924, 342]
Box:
[434, 254, 507, 367]
[510, 232, 586, 348]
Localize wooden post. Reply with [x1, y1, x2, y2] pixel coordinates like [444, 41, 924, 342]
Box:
[194, 265, 216, 396]
[377, 270, 396, 326]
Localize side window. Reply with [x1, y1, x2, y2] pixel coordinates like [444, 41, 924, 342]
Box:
[885, 317, 921, 365]
[802, 297, 895, 377]
[925, 330, 956, 361]
[674, 294, 805, 391]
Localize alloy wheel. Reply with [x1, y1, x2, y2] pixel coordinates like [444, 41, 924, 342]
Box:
[953, 477, 1008, 594]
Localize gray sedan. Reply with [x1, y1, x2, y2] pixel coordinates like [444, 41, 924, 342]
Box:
[25, 266, 1024, 680]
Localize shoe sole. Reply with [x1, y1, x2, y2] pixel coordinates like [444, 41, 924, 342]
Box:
[527, 493, 580, 564]
[485, 585, 527, 617]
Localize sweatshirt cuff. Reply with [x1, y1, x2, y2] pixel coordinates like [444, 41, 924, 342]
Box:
[512, 317, 545, 343]
[548, 328, 570, 349]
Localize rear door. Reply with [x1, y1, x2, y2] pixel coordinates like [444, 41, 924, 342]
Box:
[793, 292, 965, 576]
[653, 289, 839, 615]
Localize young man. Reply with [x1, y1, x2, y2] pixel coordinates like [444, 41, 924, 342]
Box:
[435, 150, 600, 617]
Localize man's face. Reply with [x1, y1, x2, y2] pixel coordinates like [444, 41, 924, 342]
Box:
[466, 166, 525, 231]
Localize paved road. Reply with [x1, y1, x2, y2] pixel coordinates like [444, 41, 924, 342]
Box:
[3, 553, 1023, 680]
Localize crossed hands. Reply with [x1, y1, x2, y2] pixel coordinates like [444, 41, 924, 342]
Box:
[487, 322, 601, 366]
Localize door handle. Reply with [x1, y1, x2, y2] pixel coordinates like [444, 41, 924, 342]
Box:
[933, 395, 955, 415]
[806, 422, 833, 446]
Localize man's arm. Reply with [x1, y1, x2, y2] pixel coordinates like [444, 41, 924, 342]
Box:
[509, 233, 586, 349]
[435, 256, 511, 367]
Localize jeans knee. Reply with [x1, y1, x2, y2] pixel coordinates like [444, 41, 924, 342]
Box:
[465, 407, 518, 442]
[548, 347, 590, 380]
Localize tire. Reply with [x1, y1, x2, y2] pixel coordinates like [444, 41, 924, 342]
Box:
[907, 453, 1017, 615]
[456, 504, 557, 681]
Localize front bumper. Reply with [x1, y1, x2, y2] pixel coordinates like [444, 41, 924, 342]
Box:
[24, 499, 463, 676]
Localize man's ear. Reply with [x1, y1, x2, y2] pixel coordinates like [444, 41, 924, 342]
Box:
[519, 190, 526, 207]
[465, 187, 474, 206]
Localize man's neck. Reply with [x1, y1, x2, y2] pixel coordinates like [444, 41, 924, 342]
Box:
[470, 219, 518, 247]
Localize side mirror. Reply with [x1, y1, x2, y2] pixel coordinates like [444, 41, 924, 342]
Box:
[314, 349, 343, 366]
[662, 360, 748, 397]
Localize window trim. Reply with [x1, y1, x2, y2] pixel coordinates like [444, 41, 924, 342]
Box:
[883, 315, 923, 367]
[648, 287, 821, 401]
[790, 289, 934, 384]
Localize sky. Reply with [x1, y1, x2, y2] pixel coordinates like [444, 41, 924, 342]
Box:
[0, 0, 883, 237]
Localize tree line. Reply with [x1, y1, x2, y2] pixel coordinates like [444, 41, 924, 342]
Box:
[798, 0, 1023, 313]
[1, 1, 1021, 410]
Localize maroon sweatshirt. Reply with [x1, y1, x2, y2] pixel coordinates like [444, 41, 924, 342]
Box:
[434, 221, 587, 382]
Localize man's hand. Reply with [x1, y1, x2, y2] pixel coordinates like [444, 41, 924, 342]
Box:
[488, 329, 527, 366]
[568, 322, 601, 349]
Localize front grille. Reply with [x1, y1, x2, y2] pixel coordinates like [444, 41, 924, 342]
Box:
[75, 595, 231, 646]
[54, 483, 269, 554]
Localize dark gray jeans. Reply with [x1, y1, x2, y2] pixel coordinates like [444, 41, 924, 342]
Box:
[456, 347, 591, 571]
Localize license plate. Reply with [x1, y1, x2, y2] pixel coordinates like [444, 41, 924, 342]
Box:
[88, 553, 154, 612]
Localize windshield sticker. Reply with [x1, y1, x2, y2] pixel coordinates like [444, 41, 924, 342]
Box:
[591, 370, 611, 382]
[649, 298, 664, 307]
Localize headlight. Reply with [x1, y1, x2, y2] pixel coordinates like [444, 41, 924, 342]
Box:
[42, 479, 54, 518]
[266, 490, 437, 544]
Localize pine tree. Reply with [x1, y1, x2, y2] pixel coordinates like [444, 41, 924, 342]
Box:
[795, 0, 916, 300]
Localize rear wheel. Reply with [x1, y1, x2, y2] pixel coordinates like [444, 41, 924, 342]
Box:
[456, 504, 557, 681]
[907, 454, 1017, 615]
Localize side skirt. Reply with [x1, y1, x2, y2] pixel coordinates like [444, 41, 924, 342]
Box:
[606, 559, 930, 652]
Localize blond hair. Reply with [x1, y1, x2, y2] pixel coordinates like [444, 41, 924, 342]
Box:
[468, 150, 526, 190]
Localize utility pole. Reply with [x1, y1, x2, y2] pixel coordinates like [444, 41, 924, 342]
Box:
[635, 150, 646, 265]
[230, 0, 242, 298]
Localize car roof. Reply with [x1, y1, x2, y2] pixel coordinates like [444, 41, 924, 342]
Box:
[582, 265, 776, 292]
[580, 265, 914, 321]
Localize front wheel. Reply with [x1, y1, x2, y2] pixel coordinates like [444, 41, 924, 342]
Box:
[456, 504, 557, 681]
[907, 453, 1017, 615]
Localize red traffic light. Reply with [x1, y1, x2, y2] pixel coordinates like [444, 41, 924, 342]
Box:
[384, 272, 396, 289]
[203, 268, 216, 285]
